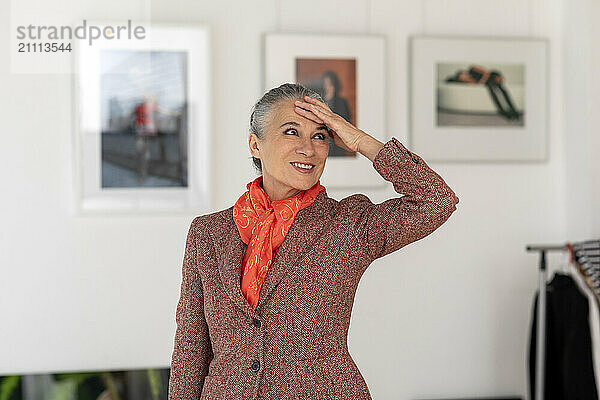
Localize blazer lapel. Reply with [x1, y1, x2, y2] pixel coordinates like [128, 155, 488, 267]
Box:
[214, 190, 330, 317]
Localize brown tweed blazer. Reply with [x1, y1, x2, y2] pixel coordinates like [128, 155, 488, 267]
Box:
[168, 137, 459, 400]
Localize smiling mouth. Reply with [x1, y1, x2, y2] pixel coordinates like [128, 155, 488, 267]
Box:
[290, 162, 315, 172]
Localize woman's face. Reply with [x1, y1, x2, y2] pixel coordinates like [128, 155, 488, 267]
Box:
[249, 99, 330, 201]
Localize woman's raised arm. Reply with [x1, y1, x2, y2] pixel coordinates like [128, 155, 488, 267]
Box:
[342, 136, 460, 264]
[293, 96, 459, 264]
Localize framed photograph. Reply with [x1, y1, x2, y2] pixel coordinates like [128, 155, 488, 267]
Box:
[73, 23, 211, 214]
[410, 36, 548, 162]
[264, 33, 386, 188]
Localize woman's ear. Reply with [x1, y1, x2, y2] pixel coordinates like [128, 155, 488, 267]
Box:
[248, 134, 260, 157]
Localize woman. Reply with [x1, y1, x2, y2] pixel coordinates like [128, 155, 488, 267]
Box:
[320, 70, 352, 156]
[168, 83, 459, 399]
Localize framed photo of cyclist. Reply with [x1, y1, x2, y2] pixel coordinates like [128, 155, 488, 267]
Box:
[73, 23, 211, 214]
[410, 36, 549, 162]
[263, 32, 387, 188]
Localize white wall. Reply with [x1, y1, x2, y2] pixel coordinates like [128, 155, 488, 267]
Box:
[0, 0, 596, 399]
[563, 0, 597, 240]
[592, 2, 600, 234]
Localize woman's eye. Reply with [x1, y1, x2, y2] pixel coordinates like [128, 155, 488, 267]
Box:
[284, 129, 326, 140]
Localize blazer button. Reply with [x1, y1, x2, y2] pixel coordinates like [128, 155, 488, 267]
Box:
[412, 157, 419, 163]
[252, 318, 261, 328]
[251, 360, 260, 372]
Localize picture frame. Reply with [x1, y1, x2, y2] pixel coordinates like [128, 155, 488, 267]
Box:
[72, 23, 211, 214]
[263, 32, 387, 189]
[410, 36, 549, 162]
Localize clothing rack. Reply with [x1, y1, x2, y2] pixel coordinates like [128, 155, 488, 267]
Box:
[525, 243, 569, 400]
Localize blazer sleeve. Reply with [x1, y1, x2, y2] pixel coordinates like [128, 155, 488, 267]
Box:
[168, 216, 213, 399]
[344, 137, 460, 263]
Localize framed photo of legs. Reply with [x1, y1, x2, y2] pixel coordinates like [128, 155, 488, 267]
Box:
[410, 36, 548, 162]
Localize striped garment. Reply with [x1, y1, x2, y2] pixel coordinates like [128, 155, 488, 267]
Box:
[573, 239, 600, 302]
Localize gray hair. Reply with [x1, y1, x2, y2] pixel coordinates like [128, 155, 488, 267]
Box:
[249, 83, 326, 174]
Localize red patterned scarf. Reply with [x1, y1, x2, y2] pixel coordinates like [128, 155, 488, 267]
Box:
[233, 176, 326, 309]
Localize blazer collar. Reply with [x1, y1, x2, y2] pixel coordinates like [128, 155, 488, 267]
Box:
[213, 190, 330, 318]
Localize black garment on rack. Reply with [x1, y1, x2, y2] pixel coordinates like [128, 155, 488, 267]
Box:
[528, 272, 598, 399]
